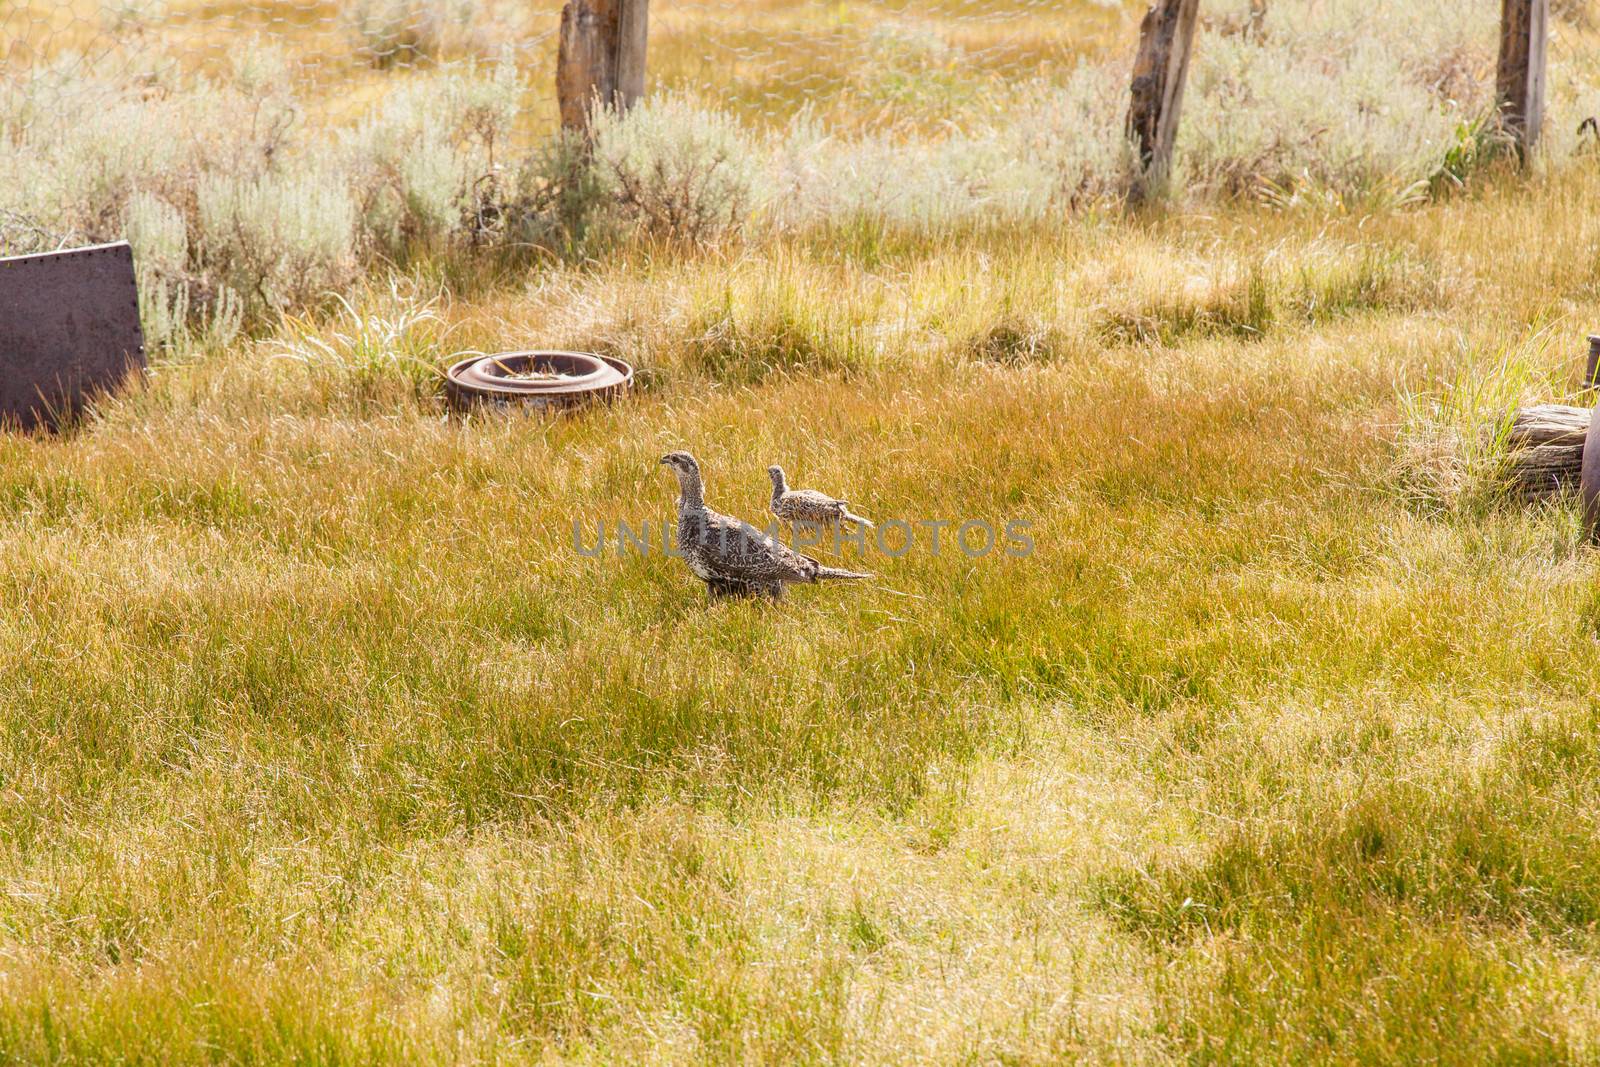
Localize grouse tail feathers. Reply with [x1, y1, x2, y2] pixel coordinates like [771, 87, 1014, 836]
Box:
[815, 565, 873, 581]
[840, 507, 875, 529]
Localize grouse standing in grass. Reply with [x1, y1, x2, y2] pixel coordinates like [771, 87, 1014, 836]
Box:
[767, 465, 875, 532]
[659, 451, 872, 601]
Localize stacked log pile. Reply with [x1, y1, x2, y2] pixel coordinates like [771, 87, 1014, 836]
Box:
[1506, 403, 1589, 501]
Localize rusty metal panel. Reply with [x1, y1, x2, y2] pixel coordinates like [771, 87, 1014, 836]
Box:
[0, 241, 146, 432]
[1582, 396, 1600, 542]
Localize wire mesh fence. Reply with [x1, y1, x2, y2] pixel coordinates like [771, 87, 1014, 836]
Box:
[1547, 0, 1600, 151]
[11, 2, 1600, 146]
[0, 0, 1133, 143]
[9, 0, 1600, 348]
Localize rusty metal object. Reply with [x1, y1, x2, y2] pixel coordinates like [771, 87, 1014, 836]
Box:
[1582, 396, 1600, 541]
[445, 351, 633, 413]
[0, 241, 146, 432]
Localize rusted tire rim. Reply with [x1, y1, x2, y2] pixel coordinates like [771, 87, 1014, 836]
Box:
[445, 350, 634, 409]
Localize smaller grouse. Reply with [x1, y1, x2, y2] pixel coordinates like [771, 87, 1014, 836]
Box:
[768, 465, 875, 532]
[660, 451, 871, 601]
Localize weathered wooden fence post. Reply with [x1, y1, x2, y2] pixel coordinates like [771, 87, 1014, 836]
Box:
[1496, 0, 1548, 157]
[1246, 0, 1267, 39]
[556, 0, 649, 134]
[1127, 0, 1200, 200]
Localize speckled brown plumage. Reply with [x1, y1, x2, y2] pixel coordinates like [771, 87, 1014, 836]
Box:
[767, 465, 875, 531]
[659, 452, 871, 600]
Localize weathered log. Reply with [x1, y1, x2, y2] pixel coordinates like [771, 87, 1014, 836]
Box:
[1509, 403, 1588, 446]
[1509, 442, 1584, 501]
[1506, 403, 1589, 500]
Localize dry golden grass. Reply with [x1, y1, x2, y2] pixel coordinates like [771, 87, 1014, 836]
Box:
[10, 0, 1600, 1062]
[3, 164, 1600, 1060]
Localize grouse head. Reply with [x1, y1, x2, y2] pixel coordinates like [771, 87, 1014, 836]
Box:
[659, 450, 697, 471]
[659, 451, 702, 489]
[767, 465, 786, 489]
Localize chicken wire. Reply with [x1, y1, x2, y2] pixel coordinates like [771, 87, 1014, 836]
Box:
[1548, 0, 1600, 151]
[0, 0, 1120, 143]
[10, 2, 1600, 139]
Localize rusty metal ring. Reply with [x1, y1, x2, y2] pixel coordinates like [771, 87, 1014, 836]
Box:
[445, 350, 634, 412]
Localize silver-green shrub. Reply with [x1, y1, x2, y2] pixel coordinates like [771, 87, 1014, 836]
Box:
[590, 95, 760, 244]
[344, 60, 523, 252]
[764, 70, 1129, 232]
[347, 0, 476, 67]
[196, 168, 358, 314]
[344, 0, 535, 68]
[1181, 0, 1497, 206]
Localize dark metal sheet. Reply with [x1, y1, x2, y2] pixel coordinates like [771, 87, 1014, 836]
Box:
[1583, 395, 1600, 542]
[0, 241, 145, 432]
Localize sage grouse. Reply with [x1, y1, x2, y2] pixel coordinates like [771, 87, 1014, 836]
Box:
[768, 465, 875, 531]
[659, 451, 871, 600]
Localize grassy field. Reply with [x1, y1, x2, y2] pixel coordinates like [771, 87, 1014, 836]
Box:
[10, 0, 1600, 1063]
